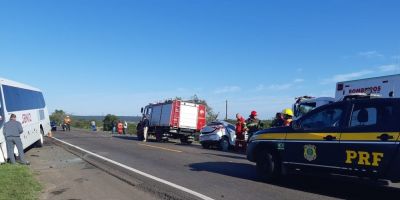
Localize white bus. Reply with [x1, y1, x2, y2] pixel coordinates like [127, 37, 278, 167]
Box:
[0, 78, 51, 164]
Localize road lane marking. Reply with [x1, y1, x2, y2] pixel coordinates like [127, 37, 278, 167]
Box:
[139, 143, 183, 153]
[52, 137, 213, 200]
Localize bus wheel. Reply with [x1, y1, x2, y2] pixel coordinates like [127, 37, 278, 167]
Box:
[35, 129, 44, 148]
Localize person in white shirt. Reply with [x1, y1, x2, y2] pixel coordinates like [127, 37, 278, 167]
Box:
[123, 121, 128, 135]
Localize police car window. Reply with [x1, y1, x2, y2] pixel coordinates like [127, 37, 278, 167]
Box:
[380, 106, 395, 128]
[350, 107, 377, 127]
[301, 108, 343, 130]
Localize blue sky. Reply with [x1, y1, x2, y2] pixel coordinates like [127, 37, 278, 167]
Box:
[1, 0, 399, 119]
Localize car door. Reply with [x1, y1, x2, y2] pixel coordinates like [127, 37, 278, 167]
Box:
[339, 100, 400, 176]
[283, 102, 348, 170]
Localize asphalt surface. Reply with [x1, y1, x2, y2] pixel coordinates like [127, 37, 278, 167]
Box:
[53, 130, 400, 200]
[27, 140, 157, 200]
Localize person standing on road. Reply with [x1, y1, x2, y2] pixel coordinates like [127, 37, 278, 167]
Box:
[271, 112, 285, 127]
[91, 121, 97, 131]
[111, 120, 116, 134]
[123, 121, 128, 135]
[235, 113, 247, 151]
[136, 121, 144, 141]
[246, 111, 263, 142]
[142, 115, 150, 142]
[117, 121, 124, 135]
[3, 114, 29, 165]
[64, 116, 71, 131]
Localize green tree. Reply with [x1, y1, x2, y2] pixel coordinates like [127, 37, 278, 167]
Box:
[50, 110, 67, 125]
[103, 114, 119, 131]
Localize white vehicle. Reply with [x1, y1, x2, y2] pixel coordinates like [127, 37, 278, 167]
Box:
[293, 74, 400, 119]
[0, 78, 51, 163]
[293, 96, 335, 119]
[336, 74, 400, 100]
[199, 121, 236, 152]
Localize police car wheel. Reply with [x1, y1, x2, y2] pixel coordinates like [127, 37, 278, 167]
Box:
[256, 150, 280, 182]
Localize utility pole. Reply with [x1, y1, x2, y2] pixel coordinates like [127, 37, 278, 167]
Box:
[225, 100, 228, 120]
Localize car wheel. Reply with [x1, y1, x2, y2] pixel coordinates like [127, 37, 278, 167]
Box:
[256, 150, 281, 182]
[219, 137, 229, 152]
[201, 143, 210, 149]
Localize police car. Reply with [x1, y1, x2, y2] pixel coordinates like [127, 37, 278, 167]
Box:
[247, 98, 400, 182]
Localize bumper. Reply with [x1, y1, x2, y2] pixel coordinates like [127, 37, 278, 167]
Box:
[200, 140, 221, 146]
[199, 134, 221, 143]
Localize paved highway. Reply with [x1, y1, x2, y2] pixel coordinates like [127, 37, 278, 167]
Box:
[53, 130, 400, 200]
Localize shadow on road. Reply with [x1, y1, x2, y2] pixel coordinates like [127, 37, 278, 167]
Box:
[190, 162, 259, 180]
[201, 153, 246, 160]
[189, 161, 400, 200]
[113, 135, 139, 141]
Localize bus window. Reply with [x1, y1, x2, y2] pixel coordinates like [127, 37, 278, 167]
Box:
[2, 85, 46, 112]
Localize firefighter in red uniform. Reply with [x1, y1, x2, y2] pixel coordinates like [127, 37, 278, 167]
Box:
[235, 113, 248, 152]
[117, 121, 124, 135]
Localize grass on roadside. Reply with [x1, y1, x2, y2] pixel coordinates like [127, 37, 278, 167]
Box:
[0, 164, 42, 200]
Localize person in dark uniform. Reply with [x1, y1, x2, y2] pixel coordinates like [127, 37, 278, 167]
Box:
[142, 115, 150, 142]
[271, 112, 285, 127]
[3, 114, 29, 165]
[246, 111, 263, 142]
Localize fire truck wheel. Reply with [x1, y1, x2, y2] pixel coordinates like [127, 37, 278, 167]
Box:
[156, 133, 163, 142]
[180, 136, 192, 145]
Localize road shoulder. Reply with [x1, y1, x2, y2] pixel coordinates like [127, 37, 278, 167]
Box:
[27, 140, 157, 200]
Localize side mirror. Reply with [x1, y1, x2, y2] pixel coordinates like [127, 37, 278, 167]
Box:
[141, 107, 144, 113]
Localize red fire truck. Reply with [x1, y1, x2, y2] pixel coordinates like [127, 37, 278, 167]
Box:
[140, 100, 207, 144]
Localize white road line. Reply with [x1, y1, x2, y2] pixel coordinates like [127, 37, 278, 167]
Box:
[52, 137, 214, 200]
